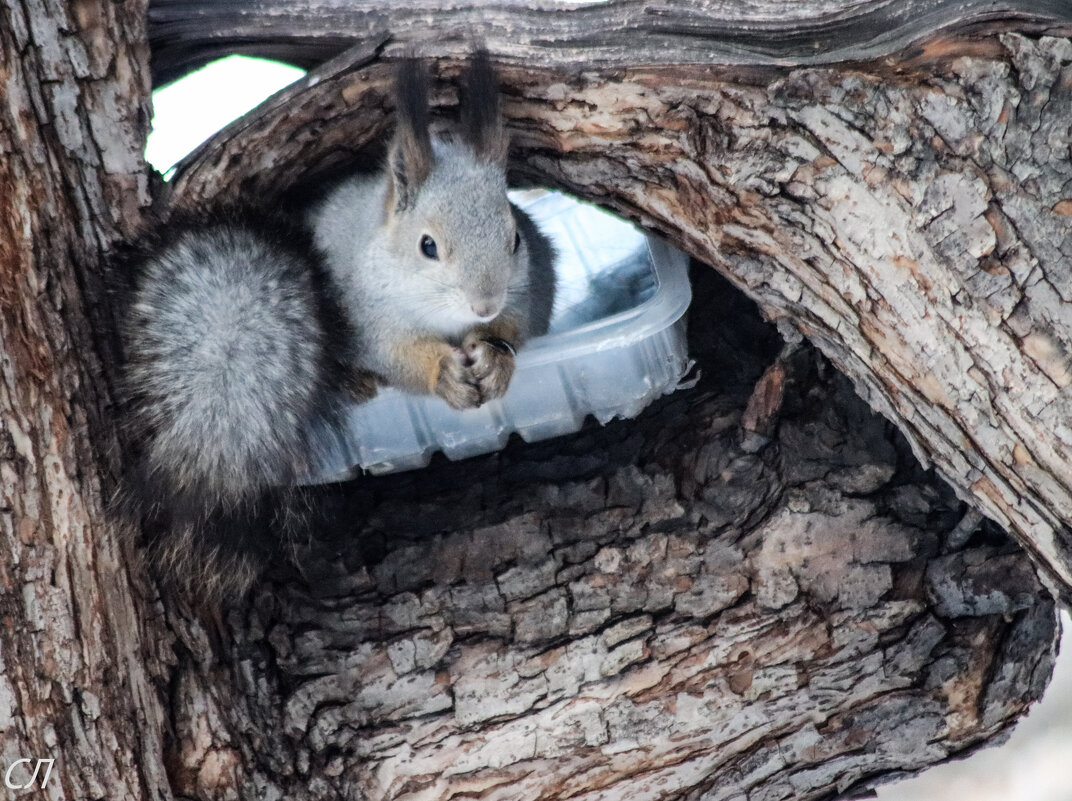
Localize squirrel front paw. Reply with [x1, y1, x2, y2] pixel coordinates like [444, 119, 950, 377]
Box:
[436, 348, 482, 409]
[462, 332, 516, 403]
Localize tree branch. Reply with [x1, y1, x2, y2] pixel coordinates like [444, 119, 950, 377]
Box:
[147, 0, 1072, 87]
[5, 1, 1066, 799]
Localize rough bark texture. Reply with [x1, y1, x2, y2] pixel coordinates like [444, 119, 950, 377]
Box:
[162, 270, 1059, 800]
[0, 1, 172, 799]
[146, 1, 1072, 86]
[0, 2, 1068, 801]
[158, 2, 1072, 602]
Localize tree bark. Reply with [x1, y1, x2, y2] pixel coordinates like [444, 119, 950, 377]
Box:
[158, 1, 1072, 602]
[0, 1, 172, 799]
[0, 2, 1068, 801]
[146, 1, 1072, 87]
[158, 270, 1060, 800]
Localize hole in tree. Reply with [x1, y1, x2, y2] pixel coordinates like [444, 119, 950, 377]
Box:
[311, 193, 695, 480]
[148, 54, 699, 480]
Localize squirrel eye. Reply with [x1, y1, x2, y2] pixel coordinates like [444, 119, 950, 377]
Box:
[512, 231, 521, 254]
[420, 234, 438, 260]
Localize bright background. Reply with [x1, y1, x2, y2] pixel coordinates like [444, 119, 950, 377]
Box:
[145, 55, 305, 175]
[146, 55, 1072, 801]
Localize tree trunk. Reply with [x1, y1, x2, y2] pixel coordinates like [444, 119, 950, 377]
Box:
[0, 1, 172, 799]
[0, 2, 1067, 801]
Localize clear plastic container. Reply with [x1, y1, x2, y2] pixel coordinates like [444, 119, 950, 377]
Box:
[306, 192, 693, 480]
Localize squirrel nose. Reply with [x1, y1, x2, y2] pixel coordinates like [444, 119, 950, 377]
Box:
[470, 299, 501, 319]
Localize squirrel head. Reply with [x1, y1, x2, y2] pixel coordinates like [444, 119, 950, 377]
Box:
[381, 52, 525, 331]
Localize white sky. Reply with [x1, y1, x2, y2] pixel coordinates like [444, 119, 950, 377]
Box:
[145, 55, 305, 175]
[147, 56, 1072, 801]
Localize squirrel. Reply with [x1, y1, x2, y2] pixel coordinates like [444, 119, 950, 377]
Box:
[117, 52, 556, 599]
[309, 52, 555, 409]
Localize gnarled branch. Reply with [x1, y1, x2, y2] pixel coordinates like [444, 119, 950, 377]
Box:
[146, 0, 1072, 85]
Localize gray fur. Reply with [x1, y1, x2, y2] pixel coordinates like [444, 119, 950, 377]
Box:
[124, 225, 327, 509]
[513, 204, 557, 337]
[311, 57, 556, 399]
[148, 519, 259, 601]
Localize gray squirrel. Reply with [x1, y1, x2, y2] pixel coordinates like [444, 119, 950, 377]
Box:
[118, 52, 556, 597]
[311, 52, 554, 409]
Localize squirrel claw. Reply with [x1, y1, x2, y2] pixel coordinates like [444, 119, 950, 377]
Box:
[436, 348, 482, 409]
[462, 332, 516, 402]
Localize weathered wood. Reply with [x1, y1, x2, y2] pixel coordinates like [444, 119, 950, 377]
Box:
[0, 2, 172, 800]
[3, 3, 1068, 800]
[161, 8, 1072, 603]
[146, 0, 1072, 87]
[161, 270, 1060, 800]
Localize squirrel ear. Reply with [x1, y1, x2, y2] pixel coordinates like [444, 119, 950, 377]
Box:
[461, 49, 508, 165]
[388, 58, 433, 212]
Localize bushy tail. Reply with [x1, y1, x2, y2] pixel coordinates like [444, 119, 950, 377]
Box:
[115, 210, 349, 599]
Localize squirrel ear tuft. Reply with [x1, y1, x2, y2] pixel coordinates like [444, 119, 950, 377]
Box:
[461, 49, 508, 165]
[388, 57, 434, 212]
